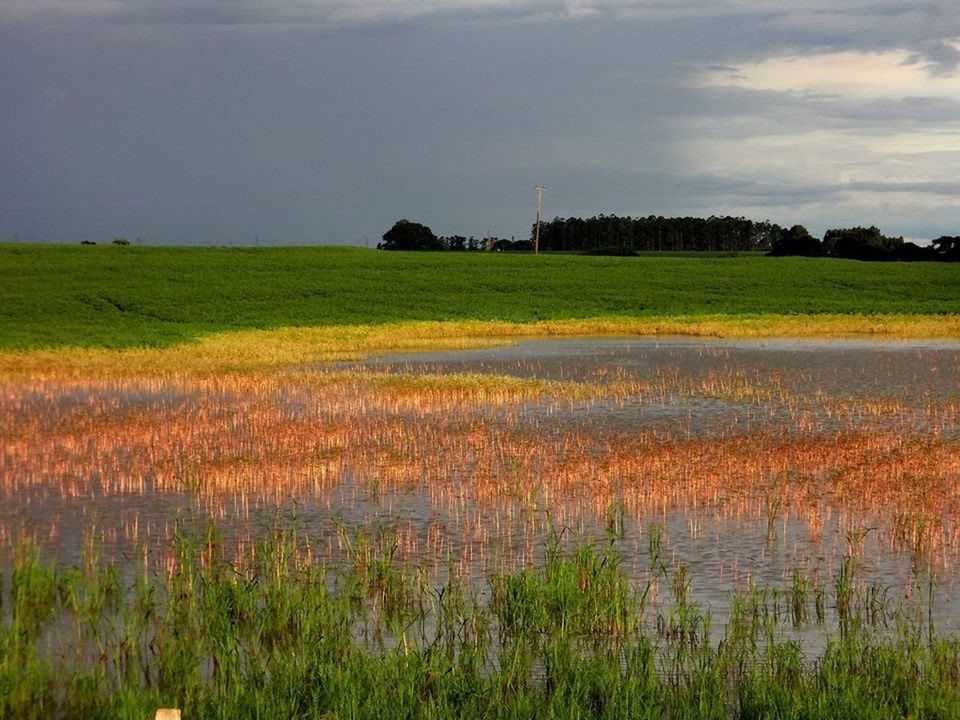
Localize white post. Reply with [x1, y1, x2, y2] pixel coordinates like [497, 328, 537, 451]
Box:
[534, 185, 548, 254]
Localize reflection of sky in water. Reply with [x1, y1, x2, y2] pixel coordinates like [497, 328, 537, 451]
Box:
[356, 336, 960, 395]
[9, 384, 197, 415]
[310, 336, 960, 638]
[350, 337, 960, 439]
[3, 338, 959, 646]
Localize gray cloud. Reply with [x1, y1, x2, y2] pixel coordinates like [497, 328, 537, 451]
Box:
[3, 0, 960, 245]
[904, 41, 960, 76]
[684, 176, 960, 202]
[7, 1, 960, 74]
[1, 0, 955, 33]
[683, 85, 960, 133]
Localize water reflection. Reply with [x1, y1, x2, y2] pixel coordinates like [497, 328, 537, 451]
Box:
[2, 337, 959, 641]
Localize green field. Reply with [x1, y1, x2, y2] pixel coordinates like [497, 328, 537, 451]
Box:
[2, 243, 960, 350]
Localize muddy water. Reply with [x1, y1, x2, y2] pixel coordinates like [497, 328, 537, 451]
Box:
[3, 337, 959, 641]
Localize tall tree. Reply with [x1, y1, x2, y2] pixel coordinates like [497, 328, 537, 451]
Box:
[379, 220, 442, 251]
[932, 236, 960, 260]
[770, 225, 822, 256]
[823, 226, 902, 260]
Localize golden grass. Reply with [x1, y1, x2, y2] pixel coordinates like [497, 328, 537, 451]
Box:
[2, 313, 959, 379]
[5, 313, 958, 578]
[4, 365, 958, 579]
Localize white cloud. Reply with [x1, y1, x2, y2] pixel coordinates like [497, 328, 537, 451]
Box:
[698, 45, 960, 99]
[662, 32, 960, 237]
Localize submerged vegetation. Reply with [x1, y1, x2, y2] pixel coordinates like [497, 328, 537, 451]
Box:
[2, 348, 959, 717]
[2, 342, 959, 709]
[2, 520, 958, 719]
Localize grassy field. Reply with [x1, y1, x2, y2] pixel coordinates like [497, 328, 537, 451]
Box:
[2, 243, 960, 351]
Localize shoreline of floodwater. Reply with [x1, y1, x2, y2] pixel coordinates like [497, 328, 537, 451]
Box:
[2, 313, 960, 378]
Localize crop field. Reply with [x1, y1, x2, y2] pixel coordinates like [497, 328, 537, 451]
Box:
[2, 246, 960, 717]
[2, 243, 960, 351]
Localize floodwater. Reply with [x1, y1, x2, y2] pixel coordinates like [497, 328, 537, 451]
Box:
[352, 337, 960, 435]
[3, 337, 960, 641]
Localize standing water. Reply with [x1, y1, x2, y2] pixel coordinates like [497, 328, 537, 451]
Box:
[3, 337, 959, 644]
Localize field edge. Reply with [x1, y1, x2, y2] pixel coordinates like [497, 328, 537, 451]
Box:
[2, 313, 959, 379]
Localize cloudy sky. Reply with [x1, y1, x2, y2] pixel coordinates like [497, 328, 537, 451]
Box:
[2, 1, 960, 245]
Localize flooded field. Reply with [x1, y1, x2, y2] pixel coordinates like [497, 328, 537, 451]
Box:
[3, 338, 959, 641]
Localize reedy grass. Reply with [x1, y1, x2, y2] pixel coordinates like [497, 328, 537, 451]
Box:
[2, 520, 958, 719]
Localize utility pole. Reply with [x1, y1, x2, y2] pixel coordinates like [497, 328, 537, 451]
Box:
[534, 185, 548, 254]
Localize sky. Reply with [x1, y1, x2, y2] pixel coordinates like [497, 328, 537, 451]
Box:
[2, 1, 960, 245]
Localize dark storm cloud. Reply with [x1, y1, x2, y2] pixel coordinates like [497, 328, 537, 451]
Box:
[5, 1, 958, 44]
[752, 1, 960, 55]
[2, 0, 960, 245]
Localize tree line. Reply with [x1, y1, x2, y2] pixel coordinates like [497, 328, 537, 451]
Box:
[378, 220, 521, 252]
[533, 215, 772, 253]
[772, 225, 959, 261]
[379, 217, 960, 261]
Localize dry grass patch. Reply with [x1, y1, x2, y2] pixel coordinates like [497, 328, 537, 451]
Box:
[2, 314, 959, 379]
